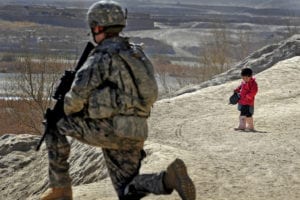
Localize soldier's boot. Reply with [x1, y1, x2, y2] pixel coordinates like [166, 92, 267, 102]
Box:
[40, 187, 72, 200]
[163, 159, 196, 200]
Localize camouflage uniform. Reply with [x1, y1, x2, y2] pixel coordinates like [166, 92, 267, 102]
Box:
[45, 37, 171, 199]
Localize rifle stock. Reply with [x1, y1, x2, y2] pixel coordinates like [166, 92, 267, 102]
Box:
[36, 42, 94, 151]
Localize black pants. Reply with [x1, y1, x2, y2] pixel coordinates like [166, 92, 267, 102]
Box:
[238, 104, 254, 117]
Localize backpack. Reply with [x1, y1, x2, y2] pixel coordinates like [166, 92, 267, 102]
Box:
[90, 40, 158, 119]
[118, 44, 158, 114]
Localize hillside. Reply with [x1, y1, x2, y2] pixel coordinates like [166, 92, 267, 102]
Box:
[1, 1, 300, 63]
[0, 49, 299, 199]
[72, 56, 300, 200]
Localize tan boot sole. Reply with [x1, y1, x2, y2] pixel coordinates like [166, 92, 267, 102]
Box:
[168, 159, 196, 200]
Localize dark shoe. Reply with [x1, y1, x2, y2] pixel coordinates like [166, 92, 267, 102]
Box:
[244, 128, 256, 132]
[234, 127, 245, 131]
[40, 187, 72, 200]
[164, 159, 196, 200]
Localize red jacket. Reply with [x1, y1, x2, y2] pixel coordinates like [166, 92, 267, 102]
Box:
[234, 77, 258, 106]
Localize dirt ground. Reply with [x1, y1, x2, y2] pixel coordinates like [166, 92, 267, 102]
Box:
[44, 56, 299, 200]
[1, 56, 298, 200]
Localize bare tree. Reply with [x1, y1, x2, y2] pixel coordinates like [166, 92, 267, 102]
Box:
[199, 21, 232, 82]
[236, 29, 252, 61]
[2, 43, 72, 134]
[153, 56, 174, 97]
[152, 56, 206, 98]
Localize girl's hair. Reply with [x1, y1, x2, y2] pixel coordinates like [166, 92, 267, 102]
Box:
[241, 68, 253, 77]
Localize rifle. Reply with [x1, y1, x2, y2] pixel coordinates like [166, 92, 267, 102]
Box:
[36, 42, 94, 151]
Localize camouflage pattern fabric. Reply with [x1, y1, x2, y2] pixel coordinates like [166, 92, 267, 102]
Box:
[87, 1, 126, 28]
[45, 128, 72, 188]
[118, 44, 158, 116]
[103, 148, 171, 199]
[44, 36, 169, 198]
[64, 37, 152, 120]
[45, 124, 170, 198]
[57, 116, 145, 150]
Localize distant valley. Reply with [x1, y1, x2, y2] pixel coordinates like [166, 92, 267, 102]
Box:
[0, 0, 300, 68]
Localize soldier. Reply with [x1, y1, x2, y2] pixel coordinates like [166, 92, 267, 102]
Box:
[40, 1, 196, 200]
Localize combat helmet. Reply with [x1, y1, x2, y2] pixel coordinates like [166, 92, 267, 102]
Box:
[87, 0, 126, 29]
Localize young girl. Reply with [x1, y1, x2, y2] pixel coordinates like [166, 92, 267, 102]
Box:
[234, 68, 258, 131]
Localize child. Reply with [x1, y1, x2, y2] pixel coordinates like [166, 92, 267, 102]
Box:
[234, 68, 258, 131]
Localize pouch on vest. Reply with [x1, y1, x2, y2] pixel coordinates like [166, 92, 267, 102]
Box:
[88, 87, 118, 119]
[113, 115, 148, 141]
[119, 45, 158, 115]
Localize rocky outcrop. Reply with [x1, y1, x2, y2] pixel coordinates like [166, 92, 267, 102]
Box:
[0, 134, 107, 200]
[175, 34, 300, 96]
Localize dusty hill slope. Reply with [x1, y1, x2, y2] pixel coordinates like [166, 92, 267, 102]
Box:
[0, 57, 299, 199]
[146, 56, 300, 200]
[176, 34, 300, 96]
[67, 56, 300, 200]
[69, 56, 300, 200]
[2, 56, 297, 200]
